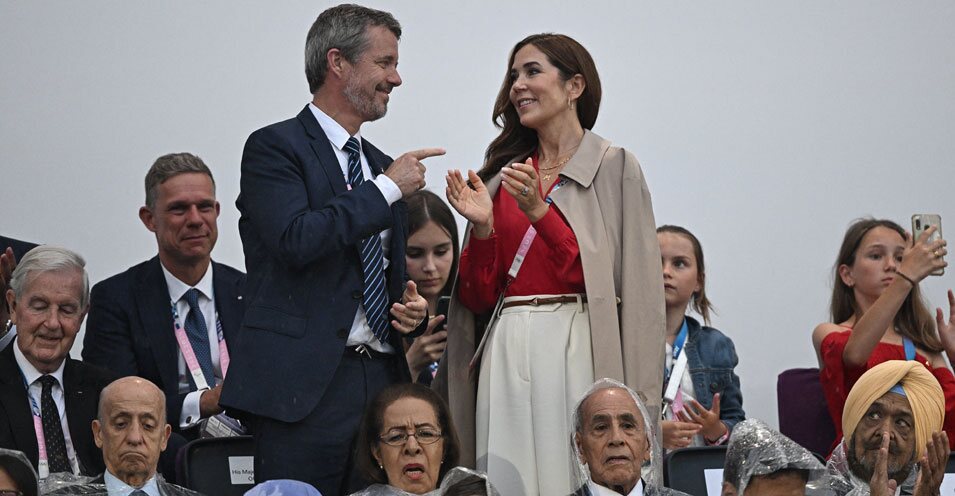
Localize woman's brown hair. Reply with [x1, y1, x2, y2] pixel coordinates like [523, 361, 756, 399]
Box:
[830, 218, 940, 351]
[656, 225, 715, 325]
[477, 33, 602, 183]
[406, 190, 460, 299]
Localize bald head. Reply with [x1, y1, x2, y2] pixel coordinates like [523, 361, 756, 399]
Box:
[99, 377, 166, 424]
[93, 377, 170, 488]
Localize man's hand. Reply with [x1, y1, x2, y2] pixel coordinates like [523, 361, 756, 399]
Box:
[870, 432, 899, 496]
[199, 384, 224, 418]
[0, 247, 20, 325]
[384, 148, 445, 198]
[913, 431, 948, 496]
[390, 281, 427, 335]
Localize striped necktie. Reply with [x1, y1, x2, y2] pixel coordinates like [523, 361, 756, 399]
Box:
[344, 137, 390, 344]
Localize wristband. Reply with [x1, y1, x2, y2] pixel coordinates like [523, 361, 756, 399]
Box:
[896, 271, 916, 287]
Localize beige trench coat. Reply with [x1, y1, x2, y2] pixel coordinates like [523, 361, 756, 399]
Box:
[434, 130, 666, 467]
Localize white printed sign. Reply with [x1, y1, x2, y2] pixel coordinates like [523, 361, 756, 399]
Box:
[703, 468, 724, 496]
[228, 456, 255, 485]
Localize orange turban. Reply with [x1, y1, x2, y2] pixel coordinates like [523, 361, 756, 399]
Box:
[842, 360, 944, 457]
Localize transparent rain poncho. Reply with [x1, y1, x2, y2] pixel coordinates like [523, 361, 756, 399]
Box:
[348, 467, 500, 496]
[821, 438, 918, 496]
[569, 378, 688, 496]
[40, 473, 203, 496]
[722, 418, 829, 495]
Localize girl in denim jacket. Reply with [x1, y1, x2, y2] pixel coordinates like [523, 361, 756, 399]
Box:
[657, 225, 745, 450]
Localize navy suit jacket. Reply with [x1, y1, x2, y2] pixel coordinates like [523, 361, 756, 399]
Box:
[83, 256, 245, 429]
[0, 235, 38, 260]
[0, 342, 115, 476]
[220, 105, 420, 423]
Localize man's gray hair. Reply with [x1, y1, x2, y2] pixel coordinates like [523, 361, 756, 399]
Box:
[144, 152, 215, 210]
[304, 4, 401, 93]
[9, 246, 89, 308]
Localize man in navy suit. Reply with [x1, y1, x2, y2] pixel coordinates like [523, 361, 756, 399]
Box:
[83, 153, 245, 439]
[0, 246, 115, 478]
[219, 4, 440, 495]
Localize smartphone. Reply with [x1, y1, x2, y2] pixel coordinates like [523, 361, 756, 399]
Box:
[435, 296, 451, 320]
[912, 214, 944, 276]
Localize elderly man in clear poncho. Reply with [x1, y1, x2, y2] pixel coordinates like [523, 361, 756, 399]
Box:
[570, 378, 689, 496]
[824, 360, 949, 496]
[721, 419, 828, 495]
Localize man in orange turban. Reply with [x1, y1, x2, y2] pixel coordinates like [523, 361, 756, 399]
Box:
[827, 360, 949, 495]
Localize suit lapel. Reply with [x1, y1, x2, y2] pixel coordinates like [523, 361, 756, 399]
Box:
[297, 106, 348, 197]
[63, 359, 94, 474]
[0, 345, 39, 466]
[138, 258, 180, 392]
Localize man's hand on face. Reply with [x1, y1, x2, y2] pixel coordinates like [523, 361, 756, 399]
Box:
[869, 432, 899, 496]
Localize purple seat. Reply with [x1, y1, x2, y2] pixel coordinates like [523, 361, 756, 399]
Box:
[777, 368, 836, 457]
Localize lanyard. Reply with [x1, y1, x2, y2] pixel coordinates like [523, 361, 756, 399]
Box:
[170, 299, 230, 391]
[21, 374, 50, 479]
[505, 178, 567, 284]
[902, 336, 916, 361]
[469, 178, 568, 370]
[664, 319, 689, 384]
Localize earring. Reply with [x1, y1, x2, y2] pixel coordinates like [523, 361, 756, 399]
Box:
[568, 97, 575, 110]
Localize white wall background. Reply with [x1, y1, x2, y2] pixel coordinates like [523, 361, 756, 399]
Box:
[2, 1, 954, 428]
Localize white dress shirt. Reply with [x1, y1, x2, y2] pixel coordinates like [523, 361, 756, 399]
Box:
[105, 469, 160, 496]
[160, 263, 222, 428]
[13, 343, 80, 475]
[309, 102, 399, 353]
[589, 479, 644, 496]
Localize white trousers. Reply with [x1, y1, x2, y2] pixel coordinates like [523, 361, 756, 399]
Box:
[476, 294, 594, 496]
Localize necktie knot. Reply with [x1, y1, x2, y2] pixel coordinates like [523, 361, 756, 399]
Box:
[38, 374, 58, 392]
[183, 288, 202, 311]
[344, 136, 361, 157]
[130, 490, 148, 496]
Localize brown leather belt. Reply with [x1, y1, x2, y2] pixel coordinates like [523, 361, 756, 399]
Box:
[501, 295, 587, 309]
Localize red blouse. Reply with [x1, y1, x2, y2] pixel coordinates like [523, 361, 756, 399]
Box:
[820, 329, 955, 453]
[457, 170, 585, 314]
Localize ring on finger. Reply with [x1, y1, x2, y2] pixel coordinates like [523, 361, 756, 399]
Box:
[520, 186, 529, 197]
[935, 250, 942, 258]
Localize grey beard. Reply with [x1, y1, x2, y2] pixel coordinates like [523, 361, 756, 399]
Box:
[846, 437, 914, 485]
[344, 81, 387, 122]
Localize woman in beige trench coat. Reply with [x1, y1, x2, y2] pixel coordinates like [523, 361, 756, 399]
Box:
[434, 33, 665, 496]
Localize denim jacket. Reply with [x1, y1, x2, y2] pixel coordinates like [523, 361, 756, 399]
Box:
[682, 315, 745, 433]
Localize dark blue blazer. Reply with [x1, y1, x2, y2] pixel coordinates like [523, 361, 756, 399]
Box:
[82, 256, 246, 428]
[220, 106, 418, 423]
[0, 342, 115, 476]
[0, 235, 38, 260]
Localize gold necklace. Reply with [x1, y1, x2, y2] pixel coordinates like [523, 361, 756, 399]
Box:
[539, 156, 571, 182]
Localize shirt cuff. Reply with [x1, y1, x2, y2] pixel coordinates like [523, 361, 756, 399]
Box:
[180, 390, 204, 428]
[465, 232, 497, 265]
[373, 174, 401, 206]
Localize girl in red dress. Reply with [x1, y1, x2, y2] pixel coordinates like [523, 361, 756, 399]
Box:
[812, 218, 954, 452]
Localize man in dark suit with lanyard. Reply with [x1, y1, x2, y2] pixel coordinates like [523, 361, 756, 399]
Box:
[220, 4, 439, 495]
[0, 246, 115, 478]
[83, 153, 245, 439]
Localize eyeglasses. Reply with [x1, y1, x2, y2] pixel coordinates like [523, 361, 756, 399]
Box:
[0, 490, 24, 496]
[379, 428, 443, 446]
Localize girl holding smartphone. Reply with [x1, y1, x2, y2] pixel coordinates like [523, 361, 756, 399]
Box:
[813, 218, 955, 452]
[403, 190, 460, 385]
